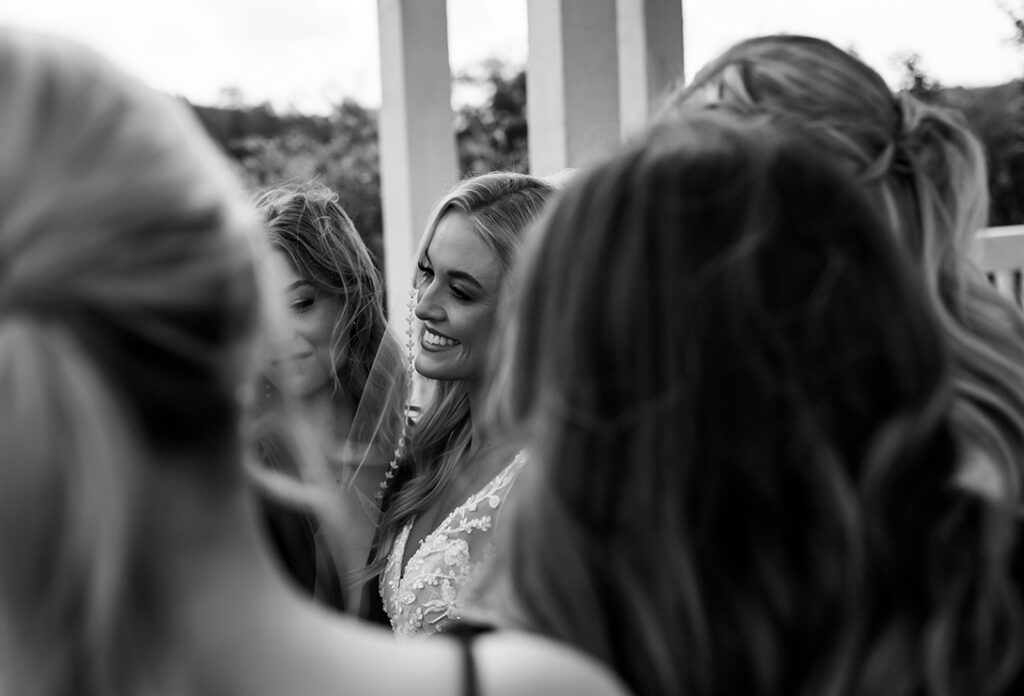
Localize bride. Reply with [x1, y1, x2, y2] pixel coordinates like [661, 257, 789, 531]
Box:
[361, 172, 554, 637]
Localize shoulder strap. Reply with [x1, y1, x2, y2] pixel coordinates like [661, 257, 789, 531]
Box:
[445, 622, 495, 696]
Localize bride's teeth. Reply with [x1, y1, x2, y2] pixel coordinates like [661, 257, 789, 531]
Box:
[425, 330, 456, 346]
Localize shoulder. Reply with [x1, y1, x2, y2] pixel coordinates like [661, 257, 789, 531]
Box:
[310, 619, 629, 696]
[474, 631, 631, 696]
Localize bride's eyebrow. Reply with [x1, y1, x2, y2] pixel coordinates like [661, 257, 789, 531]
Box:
[422, 251, 484, 291]
[447, 270, 484, 291]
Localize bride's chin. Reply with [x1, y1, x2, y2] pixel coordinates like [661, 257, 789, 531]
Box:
[414, 355, 446, 381]
[413, 356, 432, 377]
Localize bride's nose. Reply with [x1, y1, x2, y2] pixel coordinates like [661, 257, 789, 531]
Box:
[414, 282, 446, 322]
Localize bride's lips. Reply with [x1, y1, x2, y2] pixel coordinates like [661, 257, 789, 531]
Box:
[421, 327, 460, 351]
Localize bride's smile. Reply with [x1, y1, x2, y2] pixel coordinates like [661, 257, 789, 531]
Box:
[413, 210, 501, 383]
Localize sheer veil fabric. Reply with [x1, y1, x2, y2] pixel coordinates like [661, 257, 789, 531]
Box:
[250, 276, 423, 609]
[344, 286, 433, 507]
[336, 284, 439, 583]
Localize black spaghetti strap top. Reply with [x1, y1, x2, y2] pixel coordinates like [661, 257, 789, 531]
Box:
[445, 622, 496, 696]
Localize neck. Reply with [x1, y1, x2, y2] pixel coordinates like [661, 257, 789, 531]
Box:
[461, 380, 512, 490]
[149, 469, 295, 617]
[466, 378, 489, 453]
[147, 465, 344, 693]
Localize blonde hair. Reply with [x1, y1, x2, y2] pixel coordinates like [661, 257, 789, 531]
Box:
[0, 29, 260, 695]
[658, 35, 1024, 503]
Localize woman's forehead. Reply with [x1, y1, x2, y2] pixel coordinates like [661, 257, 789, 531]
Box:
[425, 212, 501, 283]
[267, 249, 309, 290]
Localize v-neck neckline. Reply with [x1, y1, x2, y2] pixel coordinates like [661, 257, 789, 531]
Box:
[394, 455, 524, 584]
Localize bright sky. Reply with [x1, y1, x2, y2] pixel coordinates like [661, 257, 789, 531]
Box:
[1, 0, 1020, 114]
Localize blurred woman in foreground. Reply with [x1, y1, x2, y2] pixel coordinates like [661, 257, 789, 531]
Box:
[660, 34, 1024, 504]
[0, 28, 627, 696]
[477, 111, 1024, 696]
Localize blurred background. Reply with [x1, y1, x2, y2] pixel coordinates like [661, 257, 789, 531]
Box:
[3, 0, 1022, 264]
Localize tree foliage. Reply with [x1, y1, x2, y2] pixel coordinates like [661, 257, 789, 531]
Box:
[942, 82, 1024, 226]
[896, 53, 943, 101]
[999, 0, 1024, 46]
[454, 60, 529, 175]
[241, 102, 384, 264]
[896, 44, 1024, 227]
[186, 55, 1024, 276]
[185, 65, 529, 264]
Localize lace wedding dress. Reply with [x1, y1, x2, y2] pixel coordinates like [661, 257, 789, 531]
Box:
[380, 452, 526, 638]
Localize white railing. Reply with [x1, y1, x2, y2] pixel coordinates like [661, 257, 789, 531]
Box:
[976, 225, 1024, 307]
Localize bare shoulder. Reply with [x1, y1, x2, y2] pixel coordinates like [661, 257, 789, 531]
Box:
[474, 631, 632, 696]
[307, 618, 630, 696]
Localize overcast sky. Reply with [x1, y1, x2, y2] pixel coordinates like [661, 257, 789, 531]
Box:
[1, 0, 1020, 113]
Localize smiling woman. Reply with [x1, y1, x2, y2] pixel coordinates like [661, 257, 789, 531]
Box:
[414, 211, 504, 383]
[267, 253, 349, 397]
[358, 172, 555, 637]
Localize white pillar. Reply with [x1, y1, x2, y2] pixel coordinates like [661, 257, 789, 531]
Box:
[617, 0, 685, 136]
[527, 0, 621, 176]
[377, 0, 459, 325]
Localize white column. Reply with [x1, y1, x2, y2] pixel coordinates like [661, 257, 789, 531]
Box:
[377, 0, 459, 325]
[617, 0, 685, 136]
[527, 0, 621, 176]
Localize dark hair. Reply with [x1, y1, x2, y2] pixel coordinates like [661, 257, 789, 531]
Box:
[659, 34, 1024, 503]
[481, 112, 1023, 696]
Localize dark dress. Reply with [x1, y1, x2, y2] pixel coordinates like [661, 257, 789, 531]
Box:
[253, 387, 346, 612]
[261, 496, 346, 611]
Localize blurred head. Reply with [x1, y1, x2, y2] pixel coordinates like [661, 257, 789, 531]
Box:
[659, 34, 1024, 505]
[413, 172, 553, 386]
[504, 110, 952, 465]
[0, 29, 261, 695]
[659, 35, 988, 279]
[484, 112, 1020, 695]
[256, 184, 386, 405]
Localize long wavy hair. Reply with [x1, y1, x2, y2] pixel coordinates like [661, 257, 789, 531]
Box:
[479, 112, 1024, 696]
[362, 172, 554, 585]
[255, 183, 399, 410]
[658, 34, 1024, 503]
[251, 183, 406, 607]
[0, 29, 261, 696]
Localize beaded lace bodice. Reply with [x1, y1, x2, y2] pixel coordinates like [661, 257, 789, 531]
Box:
[380, 452, 526, 638]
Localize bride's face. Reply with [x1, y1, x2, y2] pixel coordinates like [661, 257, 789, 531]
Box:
[266, 249, 347, 399]
[413, 212, 502, 384]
